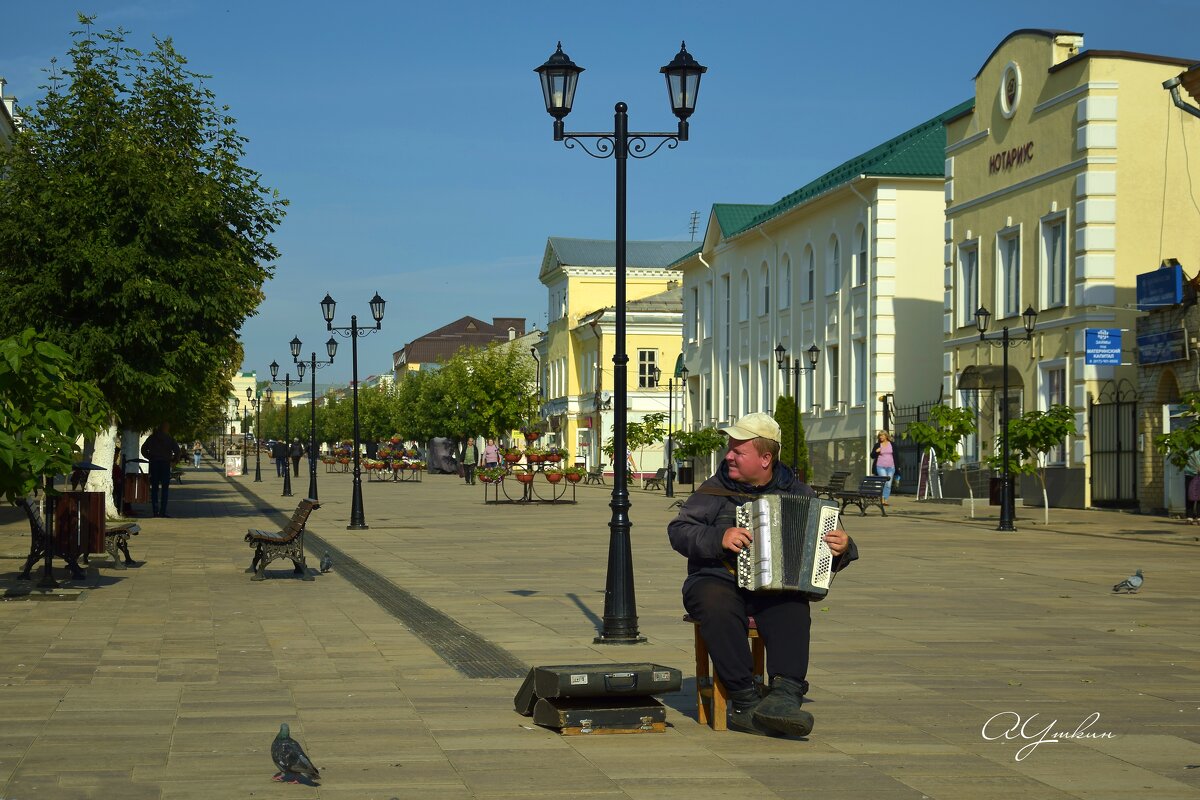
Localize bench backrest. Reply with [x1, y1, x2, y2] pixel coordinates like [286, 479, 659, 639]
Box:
[825, 471, 850, 490]
[277, 499, 321, 543]
[856, 476, 891, 497]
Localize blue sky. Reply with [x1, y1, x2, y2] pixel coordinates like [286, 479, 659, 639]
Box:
[4, 1, 1196, 386]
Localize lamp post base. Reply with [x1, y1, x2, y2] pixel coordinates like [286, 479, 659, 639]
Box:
[593, 634, 648, 645]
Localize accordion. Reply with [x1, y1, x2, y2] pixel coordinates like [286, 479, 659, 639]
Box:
[734, 493, 839, 598]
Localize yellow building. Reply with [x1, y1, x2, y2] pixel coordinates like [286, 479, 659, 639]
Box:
[535, 237, 693, 473]
[944, 30, 1200, 509]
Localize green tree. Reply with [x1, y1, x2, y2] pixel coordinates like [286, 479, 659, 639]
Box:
[0, 17, 286, 464]
[672, 427, 728, 479]
[1154, 391, 1200, 470]
[773, 395, 811, 480]
[903, 404, 978, 500]
[0, 329, 110, 504]
[603, 412, 667, 474]
[991, 404, 1077, 524]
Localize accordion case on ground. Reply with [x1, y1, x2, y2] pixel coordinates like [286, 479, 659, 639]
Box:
[514, 664, 681, 734]
[735, 493, 838, 598]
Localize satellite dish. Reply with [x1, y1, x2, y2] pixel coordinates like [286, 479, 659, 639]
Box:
[601, 391, 611, 403]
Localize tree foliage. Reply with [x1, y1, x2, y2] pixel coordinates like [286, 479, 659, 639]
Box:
[773, 395, 811, 479]
[603, 412, 667, 468]
[988, 404, 1077, 523]
[903, 404, 977, 465]
[1155, 392, 1200, 470]
[0, 16, 286, 431]
[0, 329, 110, 502]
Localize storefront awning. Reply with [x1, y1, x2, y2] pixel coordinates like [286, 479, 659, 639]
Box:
[956, 364, 1024, 391]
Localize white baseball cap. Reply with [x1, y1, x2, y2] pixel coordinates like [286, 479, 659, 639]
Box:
[719, 412, 780, 444]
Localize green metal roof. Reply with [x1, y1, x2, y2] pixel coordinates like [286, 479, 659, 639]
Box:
[729, 99, 973, 238]
[546, 237, 697, 269]
[713, 204, 772, 237]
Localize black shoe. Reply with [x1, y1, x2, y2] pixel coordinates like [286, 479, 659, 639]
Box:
[159, 512, 171, 518]
[727, 688, 782, 737]
[753, 676, 814, 736]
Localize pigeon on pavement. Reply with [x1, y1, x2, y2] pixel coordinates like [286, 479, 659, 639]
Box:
[320, 551, 332, 573]
[1112, 569, 1143, 594]
[271, 723, 320, 783]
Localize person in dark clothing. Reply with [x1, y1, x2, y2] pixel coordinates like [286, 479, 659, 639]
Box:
[462, 436, 479, 485]
[289, 438, 304, 477]
[140, 423, 181, 517]
[272, 441, 287, 478]
[668, 412, 858, 737]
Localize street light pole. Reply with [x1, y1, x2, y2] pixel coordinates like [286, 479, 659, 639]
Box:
[268, 358, 301, 499]
[536, 41, 706, 645]
[246, 387, 262, 482]
[295, 336, 338, 502]
[975, 304, 1038, 532]
[322, 293, 386, 530]
[774, 344, 821, 477]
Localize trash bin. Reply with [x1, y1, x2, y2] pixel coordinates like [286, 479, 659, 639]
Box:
[225, 454, 243, 476]
[677, 465, 694, 485]
[989, 476, 1014, 507]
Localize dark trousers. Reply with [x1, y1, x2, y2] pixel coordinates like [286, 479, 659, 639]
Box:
[463, 464, 476, 485]
[275, 456, 287, 477]
[148, 460, 171, 514]
[683, 575, 811, 694]
[292, 456, 301, 477]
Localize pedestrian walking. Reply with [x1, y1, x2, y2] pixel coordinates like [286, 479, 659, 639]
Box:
[463, 436, 479, 485]
[272, 440, 287, 478]
[192, 440, 203, 469]
[290, 438, 304, 477]
[871, 431, 896, 505]
[483, 438, 499, 468]
[141, 423, 181, 517]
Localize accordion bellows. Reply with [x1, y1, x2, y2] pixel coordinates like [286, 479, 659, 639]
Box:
[735, 494, 838, 598]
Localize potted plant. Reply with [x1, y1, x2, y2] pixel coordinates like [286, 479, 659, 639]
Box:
[544, 466, 563, 483]
[563, 465, 585, 483]
[502, 446, 523, 464]
[516, 470, 535, 484]
[672, 427, 728, 484]
[409, 461, 426, 471]
[526, 446, 546, 463]
[546, 447, 566, 463]
[479, 466, 506, 483]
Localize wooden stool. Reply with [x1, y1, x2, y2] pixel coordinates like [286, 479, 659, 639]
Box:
[685, 614, 766, 730]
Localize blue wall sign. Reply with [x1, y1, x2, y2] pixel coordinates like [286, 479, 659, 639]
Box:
[1137, 329, 1187, 365]
[1085, 328, 1122, 365]
[1136, 264, 1184, 311]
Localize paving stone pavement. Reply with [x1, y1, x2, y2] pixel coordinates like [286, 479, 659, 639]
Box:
[1, 459, 1198, 799]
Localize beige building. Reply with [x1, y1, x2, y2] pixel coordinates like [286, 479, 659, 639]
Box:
[944, 29, 1200, 509]
[674, 103, 966, 481]
[0, 77, 17, 146]
[534, 237, 693, 473]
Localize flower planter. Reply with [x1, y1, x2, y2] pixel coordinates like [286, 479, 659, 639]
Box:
[516, 473, 535, 484]
[565, 473, 583, 483]
[546, 473, 563, 484]
[528, 453, 543, 463]
[524, 432, 540, 442]
[546, 453, 561, 463]
[503, 453, 522, 464]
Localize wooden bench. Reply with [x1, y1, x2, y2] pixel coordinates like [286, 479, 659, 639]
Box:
[245, 499, 319, 581]
[17, 497, 87, 580]
[171, 468, 185, 484]
[584, 463, 606, 485]
[686, 615, 766, 731]
[810, 470, 850, 500]
[96, 522, 139, 569]
[834, 475, 890, 517]
[643, 467, 668, 491]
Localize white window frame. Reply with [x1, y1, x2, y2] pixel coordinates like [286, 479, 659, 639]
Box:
[759, 263, 770, 316]
[739, 271, 750, 322]
[1039, 359, 1069, 465]
[855, 225, 868, 287]
[826, 344, 840, 409]
[826, 236, 841, 296]
[739, 363, 751, 416]
[958, 240, 980, 329]
[1041, 213, 1068, 310]
[804, 246, 815, 302]
[997, 226, 1022, 319]
[852, 338, 866, 406]
[958, 389, 981, 463]
[637, 349, 658, 389]
[702, 280, 713, 340]
[780, 255, 791, 310]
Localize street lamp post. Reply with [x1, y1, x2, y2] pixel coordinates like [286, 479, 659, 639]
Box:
[975, 304, 1038, 532]
[294, 335, 338, 502]
[530, 346, 541, 433]
[246, 387, 263, 482]
[241, 397, 251, 475]
[321, 292, 386, 530]
[774, 343, 821, 477]
[666, 366, 689, 498]
[535, 40, 706, 644]
[268, 358, 302, 499]
[227, 397, 240, 467]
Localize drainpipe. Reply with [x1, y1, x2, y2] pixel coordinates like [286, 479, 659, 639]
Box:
[848, 176, 874, 470]
[1164, 76, 1200, 120]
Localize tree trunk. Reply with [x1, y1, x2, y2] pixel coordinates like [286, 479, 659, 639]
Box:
[85, 423, 119, 519]
[1040, 470, 1049, 526]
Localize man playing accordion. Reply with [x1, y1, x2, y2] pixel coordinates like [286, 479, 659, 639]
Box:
[668, 412, 858, 736]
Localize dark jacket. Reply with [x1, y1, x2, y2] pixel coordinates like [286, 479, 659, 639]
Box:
[667, 460, 858, 587]
[289, 441, 304, 459]
[141, 430, 180, 463]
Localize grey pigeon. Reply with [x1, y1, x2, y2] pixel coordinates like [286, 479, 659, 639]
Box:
[320, 551, 332, 573]
[271, 723, 319, 784]
[1112, 569, 1143, 594]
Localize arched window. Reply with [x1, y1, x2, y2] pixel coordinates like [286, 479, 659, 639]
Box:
[804, 246, 815, 301]
[855, 226, 868, 286]
[780, 254, 791, 310]
[759, 262, 770, 316]
[826, 236, 841, 295]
